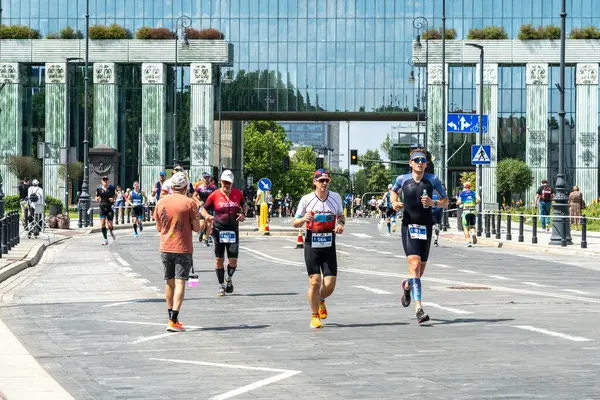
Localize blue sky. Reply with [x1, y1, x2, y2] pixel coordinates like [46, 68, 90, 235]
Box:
[339, 121, 395, 173]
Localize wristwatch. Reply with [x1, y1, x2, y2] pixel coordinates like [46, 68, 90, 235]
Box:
[434, 200, 438, 206]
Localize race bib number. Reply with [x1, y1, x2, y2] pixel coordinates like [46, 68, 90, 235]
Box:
[312, 232, 333, 248]
[219, 231, 236, 243]
[408, 224, 427, 240]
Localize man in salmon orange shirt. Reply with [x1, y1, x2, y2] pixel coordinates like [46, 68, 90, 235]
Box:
[201, 170, 247, 297]
[154, 172, 201, 332]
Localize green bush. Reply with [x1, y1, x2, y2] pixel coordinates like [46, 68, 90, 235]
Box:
[46, 32, 60, 39]
[89, 24, 133, 40]
[60, 26, 84, 39]
[3, 195, 20, 211]
[0, 24, 42, 39]
[135, 26, 174, 39]
[422, 27, 457, 40]
[518, 24, 560, 40]
[467, 26, 508, 40]
[496, 158, 534, 197]
[570, 26, 600, 39]
[44, 195, 63, 207]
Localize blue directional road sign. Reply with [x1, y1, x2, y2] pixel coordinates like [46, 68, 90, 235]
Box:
[447, 113, 488, 133]
[258, 177, 272, 191]
[471, 145, 492, 165]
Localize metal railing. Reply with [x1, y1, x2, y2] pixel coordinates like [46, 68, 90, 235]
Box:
[0, 211, 20, 257]
[81, 204, 156, 227]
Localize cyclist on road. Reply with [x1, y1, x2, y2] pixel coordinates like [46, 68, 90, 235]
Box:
[457, 182, 480, 247]
[391, 149, 448, 324]
[292, 168, 345, 329]
[194, 172, 218, 246]
[200, 170, 247, 297]
[96, 176, 117, 245]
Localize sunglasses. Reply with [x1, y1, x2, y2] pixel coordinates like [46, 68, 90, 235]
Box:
[411, 157, 427, 164]
[317, 178, 330, 183]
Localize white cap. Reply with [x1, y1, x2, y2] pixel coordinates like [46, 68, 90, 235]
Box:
[220, 170, 234, 183]
[32, 179, 39, 186]
[387, 183, 393, 190]
[170, 172, 188, 190]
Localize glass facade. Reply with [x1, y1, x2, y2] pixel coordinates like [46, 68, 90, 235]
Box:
[3, 0, 598, 190]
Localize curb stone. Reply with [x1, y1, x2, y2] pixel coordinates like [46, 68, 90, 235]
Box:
[0, 237, 70, 284]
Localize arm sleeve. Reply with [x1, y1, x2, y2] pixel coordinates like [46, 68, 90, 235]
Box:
[294, 195, 308, 218]
[433, 177, 448, 198]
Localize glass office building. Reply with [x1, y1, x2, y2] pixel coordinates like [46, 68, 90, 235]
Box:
[2, 0, 599, 200]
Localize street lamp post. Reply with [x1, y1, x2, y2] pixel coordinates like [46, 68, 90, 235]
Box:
[265, 94, 275, 171]
[466, 43, 484, 237]
[550, 0, 572, 246]
[172, 15, 191, 167]
[64, 57, 83, 213]
[78, 0, 91, 228]
[408, 57, 422, 146]
[441, 0, 448, 231]
[217, 60, 232, 178]
[413, 17, 429, 147]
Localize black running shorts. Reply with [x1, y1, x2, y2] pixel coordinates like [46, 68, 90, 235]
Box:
[385, 208, 396, 218]
[132, 206, 143, 218]
[401, 224, 433, 262]
[432, 209, 443, 225]
[212, 228, 240, 259]
[304, 231, 338, 277]
[99, 203, 114, 221]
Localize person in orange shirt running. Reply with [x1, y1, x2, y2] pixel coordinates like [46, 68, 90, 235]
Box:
[154, 172, 201, 332]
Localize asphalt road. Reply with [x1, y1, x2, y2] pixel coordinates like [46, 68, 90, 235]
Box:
[1, 218, 600, 399]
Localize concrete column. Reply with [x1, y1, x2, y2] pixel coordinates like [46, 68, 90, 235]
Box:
[140, 63, 167, 192]
[190, 63, 215, 180]
[525, 63, 549, 203]
[44, 63, 67, 200]
[575, 64, 599, 204]
[0, 63, 25, 196]
[93, 63, 119, 149]
[426, 64, 448, 180]
[476, 63, 499, 207]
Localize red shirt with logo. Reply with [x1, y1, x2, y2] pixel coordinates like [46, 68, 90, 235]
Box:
[203, 188, 246, 230]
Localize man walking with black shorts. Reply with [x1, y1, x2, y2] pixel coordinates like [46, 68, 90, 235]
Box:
[391, 149, 448, 324]
[96, 176, 116, 245]
[292, 169, 345, 329]
[154, 172, 200, 332]
[201, 170, 247, 296]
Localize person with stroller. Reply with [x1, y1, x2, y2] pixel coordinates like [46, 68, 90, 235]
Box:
[26, 179, 45, 238]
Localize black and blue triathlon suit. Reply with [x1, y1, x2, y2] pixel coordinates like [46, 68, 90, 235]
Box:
[131, 190, 144, 217]
[392, 173, 447, 261]
[96, 184, 116, 221]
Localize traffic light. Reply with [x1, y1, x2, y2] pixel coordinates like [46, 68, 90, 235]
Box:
[282, 155, 290, 171]
[316, 157, 324, 170]
[350, 149, 358, 165]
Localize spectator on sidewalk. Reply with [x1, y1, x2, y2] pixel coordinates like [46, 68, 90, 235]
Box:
[535, 179, 554, 232]
[569, 185, 585, 231]
[18, 178, 30, 227]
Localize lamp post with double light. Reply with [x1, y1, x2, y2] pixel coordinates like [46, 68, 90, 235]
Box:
[172, 15, 191, 167]
[78, 0, 91, 228]
[408, 56, 423, 146]
[217, 59, 232, 178]
[413, 17, 429, 147]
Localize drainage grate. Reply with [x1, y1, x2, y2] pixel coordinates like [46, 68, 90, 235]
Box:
[447, 286, 491, 290]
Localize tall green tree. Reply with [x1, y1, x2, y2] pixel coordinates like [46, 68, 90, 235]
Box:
[380, 134, 392, 160]
[359, 149, 383, 174]
[496, 158, 533, 196]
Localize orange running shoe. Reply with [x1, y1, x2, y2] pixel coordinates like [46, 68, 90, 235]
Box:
[318, 300, 328, 320]
[166, 320, 185, 332]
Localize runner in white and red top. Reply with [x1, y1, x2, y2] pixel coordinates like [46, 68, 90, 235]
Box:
[292, 168, 345, 329]
[200, 170, 247, 297]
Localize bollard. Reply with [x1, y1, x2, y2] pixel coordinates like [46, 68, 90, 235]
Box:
[532, 216, 538, 244]
[114, 207, 119, 225]
[495, 211, 501, 239]
[506, 214, 512, 240]
[11, 211, 17, 247]
[491, 213, 496, 235]
[6, 213, 13, 251]
[485, 213, 491, 238]
[121, 206, 126, 224]
[127, 206, 131, 224]
[518, 215, 524, 242]
[581, 216, 587, 249]
[90, 207, 94, 227]
[0, 217, 4, 255]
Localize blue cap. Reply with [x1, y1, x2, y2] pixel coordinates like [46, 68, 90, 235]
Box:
[202, 172, 210, 178]
[159, 171, 166, 176]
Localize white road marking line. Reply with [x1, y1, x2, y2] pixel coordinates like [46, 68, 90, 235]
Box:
[379, 251, 393, 255]
[336, 250, 350, 255]
[351, 233, 372, 238]
[238, 249, 600, 305]
[125, 272, 140, 277]
[353, 285, 393, 294]
[111, 252, 130, 267]
[107, 320, 202, 329]
[434, 264, 453, 269]
[521, 282, 552, 288]
[458, 269, 478, 274]
[102, 300, 140, 308]
[132, 332, 181, 344]
[561, 289, 591, 295]
[394, 255, 406, 258]
[513, 325, 593, 342]
[122, 267, 133, 272]
[422, 302, 473, 315]
[151, 358, 301, 400]
[137, 278, 150, 284]
[488, 275, 511, 280]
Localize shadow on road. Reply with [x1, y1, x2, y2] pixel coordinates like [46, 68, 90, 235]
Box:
[426, 318, 514, 326]
[235, 292, 300, 297]
[198, 324, 271, 332]
[325, 321, 409, 328]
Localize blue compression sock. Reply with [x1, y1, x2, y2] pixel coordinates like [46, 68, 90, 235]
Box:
[387, 222, 391, 233]
[411, 278, 422, 301]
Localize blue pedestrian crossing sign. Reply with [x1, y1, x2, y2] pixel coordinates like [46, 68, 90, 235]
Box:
[447, 113, 488, 133]
[471, 145, 491, 165]
[258, 177, 272, 191]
